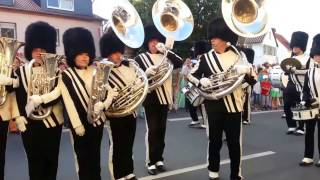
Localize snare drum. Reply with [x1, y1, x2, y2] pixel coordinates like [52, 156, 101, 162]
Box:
[269, 68, 287, 88]
[181, 83, 204, 107]
[292, 107, 320, 121]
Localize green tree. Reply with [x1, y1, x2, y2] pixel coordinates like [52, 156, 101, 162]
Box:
[130, 0, 222, 58]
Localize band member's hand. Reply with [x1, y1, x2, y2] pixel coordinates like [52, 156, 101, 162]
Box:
[0, 75, 15, 86]
[199, 77, 211, 88]
[235, 64, 251, 75]
[146, 66, 157, 76]
[75, 125, 85, 136]
[29, 95, 43, 108]
[285, 65, 296, 73]
[25, 95, 43, 117]
[156, 42, 167, 54]
[94, 101, 105, 115]
[15, 116, 28, 132]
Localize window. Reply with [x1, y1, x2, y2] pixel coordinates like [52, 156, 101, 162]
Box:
[47, 0, 74, 11]
[0, 22, 16, 39]
[263, 45, 276, 56]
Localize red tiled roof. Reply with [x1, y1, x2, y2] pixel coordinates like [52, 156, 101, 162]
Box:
[243, 34, 266, 44]
[14, 0, 41, 12]
[0, 0, 104, 21]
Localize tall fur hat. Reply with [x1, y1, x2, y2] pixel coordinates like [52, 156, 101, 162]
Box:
[290, 31, 308, 52]
[310, 34, 320, 58]
[207, 18, 238, 45]
[63, 27, 96, 67]
[24, 21, 57, 61]
[241, 48, 255, 64]
[143, 24, 165, 50]
[100, 29, 125, 58]
[194, 41, 210, 57]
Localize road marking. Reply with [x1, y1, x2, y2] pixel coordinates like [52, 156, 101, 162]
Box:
[168, 110, 283, 122]
[139, 151, 276, 180]
[61, 110, 283, 132]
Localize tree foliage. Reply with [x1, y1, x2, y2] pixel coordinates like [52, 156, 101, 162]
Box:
[130, 0, 222, 58]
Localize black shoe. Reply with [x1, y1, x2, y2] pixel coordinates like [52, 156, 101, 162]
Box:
[281, 114, 286, 118]
[315, 162, 320, 167]
[209, 177, 220, 180]
[294, 129, 305, 136]
[299, 161, 313, 166]
[147, 165, 157, 175]
[286, 131, 295, 135]
[127, 177, 138, 180]
[156, 164, 166, 172]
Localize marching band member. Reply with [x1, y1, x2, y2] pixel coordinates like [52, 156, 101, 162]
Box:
[98, 29, 137, 180]
[27, 27, 110, 180]
[134, 24, 183, 175]
[185, 41, 209, 128]
[284, 31, 312, 135]
[241, 48, 256, 125]
[0, 93, 19, 180]
[187, 18, 256, 180]
[2, 21, 63, 180]
[299, 34, 320, 167]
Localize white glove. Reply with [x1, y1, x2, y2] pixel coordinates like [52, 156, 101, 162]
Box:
[145, 66, 157, 76]
[0, 75, 14, 86]
[156, 42, 167, 54]
[235, 64, 251, 75]
[25, 95, 43, 117]
[103, 88, 119, 110]
[199, 77, 211, 88]
[94, 101, 105, 115]
[285, 65, 296, 72]
[15, 116, 28, 132]
[75, 125, 85, 136]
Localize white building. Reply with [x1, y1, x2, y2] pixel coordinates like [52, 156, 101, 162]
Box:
[239, 29, 279, 65]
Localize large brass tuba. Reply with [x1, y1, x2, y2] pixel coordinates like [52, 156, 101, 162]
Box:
[196, 0, 269, 100]
[87, 60, 115, 124]
[104, 0, 149, 118]
[27, 53, 64, 120]
[149, 0, 194, 91]
[0, 37, 24, 106]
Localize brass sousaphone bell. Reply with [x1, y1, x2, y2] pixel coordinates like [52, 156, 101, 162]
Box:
[148, 0, 194, 91]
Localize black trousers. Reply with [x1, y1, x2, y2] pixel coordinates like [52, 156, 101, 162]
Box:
[108, 115, 136, 179]
[144, 105, 168, 166]
[21, 121, 62, 180]
[304, 120, 320, 158]
[283, 85, 304, 130]
[0, 120, 8, 180]
[185, 98, 199, 122]
[207, 111, 242, 179]
[71, 123, 103, 180]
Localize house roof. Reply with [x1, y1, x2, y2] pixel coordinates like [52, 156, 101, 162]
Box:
[238, 28, 279, 47]
[0, 0, 104, 21]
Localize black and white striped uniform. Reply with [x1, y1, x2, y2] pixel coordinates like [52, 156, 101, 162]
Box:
[0, 91, 19, 180]
[189, 48, 256, 179]
[288, 54, 311, 92]
[12, 64, 63, 180]
[301, 64, 320, 160]
[60, 65, 105, 180]
[284, 54, 314, 131]
[135, 51, 183, 166]
[105, 60, 137, 180]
